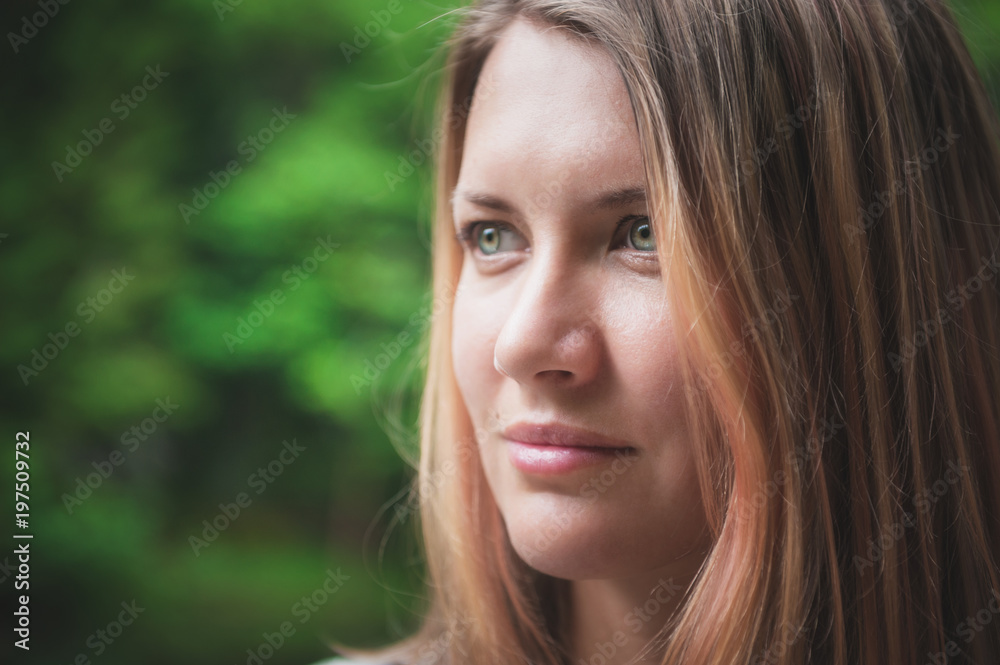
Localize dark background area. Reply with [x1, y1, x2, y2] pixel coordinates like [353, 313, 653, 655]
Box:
[0, 1, 998, 664]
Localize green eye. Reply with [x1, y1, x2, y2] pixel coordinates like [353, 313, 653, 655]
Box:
[455, 221, 526, 257]
[628, 217, 655, 252]
[478, 224, 502, 255]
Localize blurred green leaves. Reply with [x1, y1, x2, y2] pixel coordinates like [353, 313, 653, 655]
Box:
[2, 1, 458, 663]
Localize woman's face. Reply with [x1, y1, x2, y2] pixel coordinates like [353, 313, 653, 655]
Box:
[451, 17, 709, 581]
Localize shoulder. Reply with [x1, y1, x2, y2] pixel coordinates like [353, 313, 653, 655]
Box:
[310, 638, 414, 665]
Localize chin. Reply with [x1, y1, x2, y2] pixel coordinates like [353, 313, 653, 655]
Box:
[501, 495, 642, 580]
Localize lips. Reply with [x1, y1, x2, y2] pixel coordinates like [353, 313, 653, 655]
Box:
[501, 422, 633, 449]
[501, 422, 636, 475]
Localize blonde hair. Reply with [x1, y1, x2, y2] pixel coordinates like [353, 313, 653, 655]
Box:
[347, 1, 1000, 663]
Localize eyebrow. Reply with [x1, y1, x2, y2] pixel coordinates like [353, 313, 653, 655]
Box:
[451, 185, 647, 215]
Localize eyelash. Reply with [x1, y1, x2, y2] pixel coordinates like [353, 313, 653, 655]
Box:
[454, 215, 652, 254]
[454, 221, 508, 250]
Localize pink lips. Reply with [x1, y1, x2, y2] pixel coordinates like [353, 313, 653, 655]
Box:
[501, 422, 636, 475]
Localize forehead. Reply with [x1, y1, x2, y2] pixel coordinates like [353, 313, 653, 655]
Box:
[460, 17, 642, 188]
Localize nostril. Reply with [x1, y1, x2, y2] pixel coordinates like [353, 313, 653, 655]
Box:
[492, 311, 602, 384]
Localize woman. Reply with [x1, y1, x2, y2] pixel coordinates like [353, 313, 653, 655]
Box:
[328, 0, 1000, 663]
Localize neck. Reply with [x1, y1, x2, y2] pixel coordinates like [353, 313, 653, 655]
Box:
[568, 560, 700, 665]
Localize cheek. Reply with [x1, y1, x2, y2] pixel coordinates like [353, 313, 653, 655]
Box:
[451, 285, 512, 508]
[451, 286, 504, 421]
[604, 286, 684, 408]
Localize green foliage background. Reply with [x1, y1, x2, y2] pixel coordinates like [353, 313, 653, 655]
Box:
[0, 1, 998, 664]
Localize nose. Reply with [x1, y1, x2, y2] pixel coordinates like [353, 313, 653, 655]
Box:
[492, 258, 603, 388]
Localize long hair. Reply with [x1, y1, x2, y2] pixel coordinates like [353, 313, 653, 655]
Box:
[351, 1, 1000, 663]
